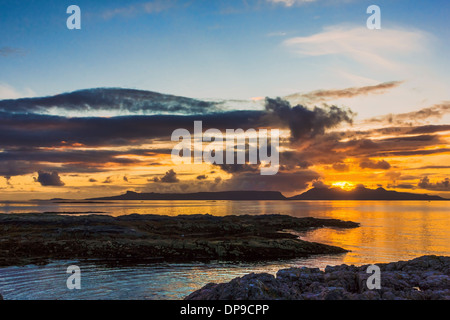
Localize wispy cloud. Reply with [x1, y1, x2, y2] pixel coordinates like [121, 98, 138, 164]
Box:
[283, 26, 430, 69]
[102, 1, 176, 19]
[0, 83, 35, 100]
[267, 0, 317, 7]
[285, 81, 404, 104]
[365, 102, 450, 125]
[0, 47, 26, 57]
[267, 31, 287, 37]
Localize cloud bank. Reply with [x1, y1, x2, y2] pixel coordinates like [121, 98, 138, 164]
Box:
[0, 88, 219, 116]
[0, 86, 448, 197]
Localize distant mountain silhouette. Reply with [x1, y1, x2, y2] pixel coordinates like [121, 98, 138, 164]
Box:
[290, 186, 447, 200]
[88, 187, 447, 201]
[89, 190, 287, 201]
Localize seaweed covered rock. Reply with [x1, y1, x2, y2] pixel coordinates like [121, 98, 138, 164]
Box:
[0, 213, 358, 266]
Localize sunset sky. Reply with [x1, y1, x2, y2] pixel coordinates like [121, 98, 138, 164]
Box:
[0, 0, 449, 200]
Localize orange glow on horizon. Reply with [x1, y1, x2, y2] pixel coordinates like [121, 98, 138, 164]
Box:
[331, 181, 356, 191]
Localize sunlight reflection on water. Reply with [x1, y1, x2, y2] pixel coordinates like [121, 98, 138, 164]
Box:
[0, 200, 448, 300]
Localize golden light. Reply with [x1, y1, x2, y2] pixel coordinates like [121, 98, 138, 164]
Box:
[331, 181, 355, 191]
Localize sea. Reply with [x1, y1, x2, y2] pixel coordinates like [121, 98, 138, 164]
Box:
[0, 200, 449, 300]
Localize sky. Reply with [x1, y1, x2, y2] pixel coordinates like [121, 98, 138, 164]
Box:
[0, 0, 449, 200]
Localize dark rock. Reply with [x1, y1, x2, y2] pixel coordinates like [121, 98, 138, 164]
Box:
[0, 213, 358, 266]
[185, 255, 450, 300]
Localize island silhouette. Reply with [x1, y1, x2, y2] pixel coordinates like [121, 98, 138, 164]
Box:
[87, 186, 447, 201]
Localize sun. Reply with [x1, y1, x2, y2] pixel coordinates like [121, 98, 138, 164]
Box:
[331, 181, 355, 191]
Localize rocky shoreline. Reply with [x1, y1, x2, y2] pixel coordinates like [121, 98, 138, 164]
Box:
[0, 213, 358, 266]
[185, 255, 450, 300]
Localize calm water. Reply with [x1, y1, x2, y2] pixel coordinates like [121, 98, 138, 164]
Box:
[0, 200, 449, 300]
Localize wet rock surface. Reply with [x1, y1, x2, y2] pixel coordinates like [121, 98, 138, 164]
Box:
[185, 255, 450, 300]
[0, 213, 358, 266]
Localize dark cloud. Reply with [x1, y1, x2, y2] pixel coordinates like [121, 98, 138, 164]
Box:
[279, 151, 313, 170]
[405, 166, 450, 170]
[216, 163, 260, 174]
[103, 177, 113, 184]
[360, 159, 391, 170]
[0, 159, 116, 178]
[224, 170, 320, 193]
[408, 125, 450, 134]
[4, 176, 13, 187]
[89, 178, 97, 183]
[365, 102, 450, 126]
[332, 162, 350, 172]
[418, 176, 450, 191]
[372, 148, 450, 157]
[0, 148, 143, 164]
[349, 125, 450, 139]
[140, 176, 224, 194]
[332, 132, 448, 160]
[196, 175, 208, 180]
[395, 184, 416, 189]
[263, 97, 354, 141]
[0, 111, 263, 148]
[0, 88, 219, 115]
[380, 134, 438, 143]
[0, 91, 353, 176]
[0, 148, 150, 177]
[312, 180, 329, 188]
[34, 171, 65, 187]
[0, 161, 37, 177]
[154, 169, 179, 183]
[0, 88, 447, 188]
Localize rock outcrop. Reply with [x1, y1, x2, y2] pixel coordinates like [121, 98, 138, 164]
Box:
[0, 213, 358, 266]
[185, 255, 450, 300]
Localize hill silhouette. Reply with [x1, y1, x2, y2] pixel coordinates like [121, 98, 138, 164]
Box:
[86, 187, 447, 201]
[290, 186, 447, 201]
[89, 190, 287, 201]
